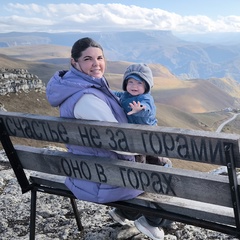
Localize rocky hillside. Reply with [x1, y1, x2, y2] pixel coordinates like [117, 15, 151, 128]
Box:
[0, 68, 45, 96]
[0, 52, 240, 134]
[0, 68, 239, 173]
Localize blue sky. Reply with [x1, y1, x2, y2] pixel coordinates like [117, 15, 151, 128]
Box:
[1, 1, 240, 33]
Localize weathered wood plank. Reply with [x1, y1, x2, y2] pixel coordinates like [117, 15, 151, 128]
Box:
[134, 193, 235, 226]
[29, 172, 235, 226]
[1, 111, 240, 166]
[16, 145, 236, 208]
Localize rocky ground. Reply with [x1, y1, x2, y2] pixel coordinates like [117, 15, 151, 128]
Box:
[0, 150, 239, 240]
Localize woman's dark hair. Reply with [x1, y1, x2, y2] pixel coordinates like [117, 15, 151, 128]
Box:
[71, 37, 103, 62]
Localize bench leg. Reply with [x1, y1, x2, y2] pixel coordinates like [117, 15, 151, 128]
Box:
[30, 190, 37, 240]
[70, 198, 84, 231]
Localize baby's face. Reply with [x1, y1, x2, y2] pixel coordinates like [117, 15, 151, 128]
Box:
[126, 78, 146, 96]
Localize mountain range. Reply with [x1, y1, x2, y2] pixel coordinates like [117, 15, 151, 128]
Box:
[0, 40, 240, 171]
[1, 31, 240, 82]
[0, 44, 240, 136]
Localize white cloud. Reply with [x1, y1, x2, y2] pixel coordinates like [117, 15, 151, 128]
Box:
[1, 3, 240, 33]
[7, 3, 46, 15]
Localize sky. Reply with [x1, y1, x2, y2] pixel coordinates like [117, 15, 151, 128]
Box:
[1, 0, 240, 34]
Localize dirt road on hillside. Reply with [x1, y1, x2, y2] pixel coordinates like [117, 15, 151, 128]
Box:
[216, 113, 239, 133]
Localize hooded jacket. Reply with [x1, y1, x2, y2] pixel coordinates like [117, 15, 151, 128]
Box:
[46, 66, 142, 203]
[114, 91, 157, 125]
[114, 63, 157, 125]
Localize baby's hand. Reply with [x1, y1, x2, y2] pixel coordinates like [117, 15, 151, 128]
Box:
[127, 101, 146, 115]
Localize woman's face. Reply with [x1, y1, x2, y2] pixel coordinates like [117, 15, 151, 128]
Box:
[73, 47, 106, 78]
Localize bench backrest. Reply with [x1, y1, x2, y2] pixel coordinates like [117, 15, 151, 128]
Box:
[0, 111, 240, 234]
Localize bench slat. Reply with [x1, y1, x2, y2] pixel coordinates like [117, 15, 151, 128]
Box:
[1, 112, 240, 165]
[30, 172, 235, 226]
[16, 145, 236, 208]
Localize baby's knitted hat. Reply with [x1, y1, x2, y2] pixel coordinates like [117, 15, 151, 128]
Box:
[123, 63, 153, 93]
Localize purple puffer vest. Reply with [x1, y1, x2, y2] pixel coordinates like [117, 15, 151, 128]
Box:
[46, 67, 143, 203]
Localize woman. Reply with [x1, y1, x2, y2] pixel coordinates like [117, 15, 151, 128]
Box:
[46, 37, 165, 240]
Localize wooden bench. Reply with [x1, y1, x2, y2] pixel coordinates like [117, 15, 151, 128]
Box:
[0, 111, 240, 239]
